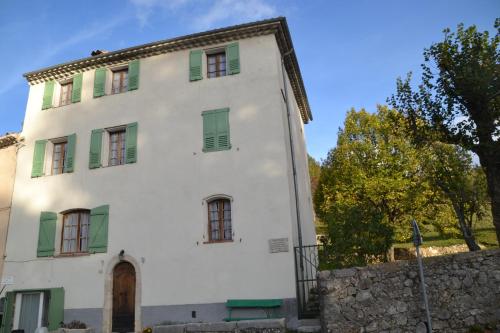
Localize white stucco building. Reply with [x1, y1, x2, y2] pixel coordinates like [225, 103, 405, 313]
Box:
[0, 17, 315, 333]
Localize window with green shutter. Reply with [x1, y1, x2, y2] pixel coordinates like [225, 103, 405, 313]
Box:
[63, 134, 76, 173]
[32, 140, 47, 177]
[71, 73, 83, 103]
[88, 205, 109, 253]
[49, 135, 76, 175]
[42, 81, 55, 109]
[125, 122, 138, 164]
[0, 289, 64, 333]
[48, 288, 64, 331]
[128, 60, 140, 90]
[202, 108, 231, 152]
[226, 42, 240, 75]
[37, 211, 57, 257]
[0, 292, 15, 333]
[190, 50, 203, 81]
[89, 129, 103, 169]
[93, 68, 107, 97]
[89, 123, 138, 168]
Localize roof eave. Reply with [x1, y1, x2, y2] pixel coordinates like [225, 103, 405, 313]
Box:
[23, 17, 312, 123]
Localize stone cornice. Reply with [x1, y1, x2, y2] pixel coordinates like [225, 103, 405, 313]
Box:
[0, 133, 19, 149]
[23, 17, 312, 123]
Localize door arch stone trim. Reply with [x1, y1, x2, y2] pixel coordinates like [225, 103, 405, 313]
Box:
[102, 255, 142, 333]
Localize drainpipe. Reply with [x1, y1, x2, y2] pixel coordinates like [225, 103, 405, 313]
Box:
[281, 50, 307, 318]
[281, 48, 303, 253]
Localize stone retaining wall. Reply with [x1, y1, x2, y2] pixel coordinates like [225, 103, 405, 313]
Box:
[152, 319, 285, 333]
[318, 249, 500, 332]
[392, 244, 473, 261]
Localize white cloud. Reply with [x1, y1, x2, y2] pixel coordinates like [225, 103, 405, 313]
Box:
[129, 0, 276, 29]
[197, 0, 276, 29]
[129, 0, 191, 27]
[43, 16, 128, 60]
[0, 15, 128, 96]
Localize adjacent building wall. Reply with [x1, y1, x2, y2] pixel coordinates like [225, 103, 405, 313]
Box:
[319, 249, 500, 333]
[0, 135, 18, 276]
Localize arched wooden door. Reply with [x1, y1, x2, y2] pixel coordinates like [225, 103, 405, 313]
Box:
[112, 262, 136, 333]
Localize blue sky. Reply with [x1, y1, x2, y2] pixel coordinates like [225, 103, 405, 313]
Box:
[0, 0, 498, 161]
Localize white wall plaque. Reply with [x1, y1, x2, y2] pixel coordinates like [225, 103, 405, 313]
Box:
[1, 276, 14, 285]
[269, 238, 289, 253]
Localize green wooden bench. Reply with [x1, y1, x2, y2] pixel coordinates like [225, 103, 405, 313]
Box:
[223, 299, 283, 322]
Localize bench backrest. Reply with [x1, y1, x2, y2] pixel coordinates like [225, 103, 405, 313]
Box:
[226, 299, 283, 308]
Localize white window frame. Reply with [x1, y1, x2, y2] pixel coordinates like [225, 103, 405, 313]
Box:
[104, 125, 126, 167]
[106, 64, 128, 96]
[205, 47, 227, 79]
[57, 78, 73, 107]
[13, 292, 45, 331]
[202, 194, 235, 243]
[44, 136, 69, 176]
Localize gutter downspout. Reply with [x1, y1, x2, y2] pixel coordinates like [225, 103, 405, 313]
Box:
[281, 48, 304, 253]
[281, 49, 306, 317]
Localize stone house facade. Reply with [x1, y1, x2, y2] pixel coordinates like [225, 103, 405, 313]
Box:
[0, 17, 315, 333]
[0, 133, 19, 277]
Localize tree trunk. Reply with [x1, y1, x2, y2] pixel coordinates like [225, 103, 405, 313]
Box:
[475, 141, 500, 246]
[452, 204, 481, 251]
[461, 226, 481, 251]
[484, 161, 500, 246]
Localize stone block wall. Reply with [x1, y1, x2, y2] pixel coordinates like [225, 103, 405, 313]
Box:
[318, 249, 500, 332]
[152, 319, 285, 333]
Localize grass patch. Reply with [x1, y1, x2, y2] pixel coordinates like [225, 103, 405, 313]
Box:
[395, 227, 498, 249]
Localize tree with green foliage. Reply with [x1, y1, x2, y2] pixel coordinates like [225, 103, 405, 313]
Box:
[424, 143, 489, 250]
[314, 106, 434, 266]
[323, 202, 393, 268]
[389, 20, 500, 245]
[308, 155, 321, 199]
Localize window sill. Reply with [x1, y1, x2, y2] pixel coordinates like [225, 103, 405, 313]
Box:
[42, 102, 79, 111]
[203, 146, 232, 153]
[54, 252, 90, 258]
[89, 162, 135, 170]
[94, 89, 137, 99]
[31, 172, 72, 179]
[207, 75, 227, 80]
[203, 240, 234, 245]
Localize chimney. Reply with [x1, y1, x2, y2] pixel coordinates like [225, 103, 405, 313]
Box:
[91, 50, 109, 56]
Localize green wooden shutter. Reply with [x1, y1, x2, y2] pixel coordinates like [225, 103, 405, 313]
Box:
[42, 81, 55, 109]
[31, 140, 47, 178]
[226, 43, 240, 75]
[63, 134, 76, 173]
[189, 50, 203, 81]
[216, 108, 230, 150]
[0, 292, 14, 333]
[93, 68, 106, 97]
[89, 129, 103, 169]
[125, 122, 138, 164]
[37, 211, 57, 257]
[48, 288, 64, 331]
[203, 109, 230, 152]
[202, 112, 217, 151]
[88, 205, 109, 253]
[128, 60, 140, 91]
[71, 73, 83, 103]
